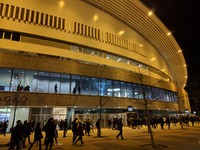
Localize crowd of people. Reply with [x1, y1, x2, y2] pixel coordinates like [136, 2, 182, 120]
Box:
[4, 114, 200, 150]
[0, 120, 9, 136]
[126, 115, 200, 130]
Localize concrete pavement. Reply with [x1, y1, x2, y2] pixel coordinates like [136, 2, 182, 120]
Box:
[1, 123, 200, 150]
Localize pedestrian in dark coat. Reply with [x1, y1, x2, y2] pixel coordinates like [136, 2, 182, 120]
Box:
[63, 119, 68, 137]
[75, 123, 84, 144]
[72, 118, 78, 145]
[96, 119, 100, 136]
[22, 120, 32, 147]
[45, 118, 55, 150]
[9, 120, 23, 150]
[28, 122, 43, 150]
[116, 118, 124, 139]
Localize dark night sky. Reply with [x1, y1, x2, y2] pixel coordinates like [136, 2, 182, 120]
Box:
[141, 0, 200, 110]
[141, 0, 200, 78]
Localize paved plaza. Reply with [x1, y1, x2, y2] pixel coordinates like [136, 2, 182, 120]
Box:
[1, 124, 200, 150]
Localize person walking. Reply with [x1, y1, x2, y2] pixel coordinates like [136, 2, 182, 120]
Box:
[116, 118, 124, 140]
[28, 122, 43, 150]
[159, 116, 165, 130]
[45, 118, 56, 150]
[71, 118, 78, 145]
[74, 122, 84, 145]
[85, 119, 91, 136]
[166, 116, 171, 130]
[9, 120, 24, 150]
[96, 119, 100, 136]
[22, 120, 32, 147]
[63, 119, 68, 137]
[1, 120, 8, 136]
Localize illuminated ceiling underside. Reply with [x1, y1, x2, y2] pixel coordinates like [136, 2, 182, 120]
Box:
[82, 0, 187, 87]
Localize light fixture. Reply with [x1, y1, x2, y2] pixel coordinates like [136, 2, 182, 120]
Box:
[59, 1, 64, 8]
[148, 11, 153, 16]
[93, 14, 99, 21]
[167, 32, 171, 36]
[118, 30, 124, 36]
[151, 57, 156, 61]
[178, 49, 182, 53]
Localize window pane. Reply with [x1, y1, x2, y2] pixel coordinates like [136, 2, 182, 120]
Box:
[49, 72, 60, 93]
[114, 81, 120, 97]
[37, 71, 49, 93]
[71, 75, 80, 94]
[80, 76, 89, 95]
[42, 108, 52, 114]
[25, 70, 38, 92]
[138, 85, 144, 99]
[121, 82, 126, 98]
[90, 77, 99, 95]
[99, 78, 106, 96]
[144, 86, 152, 100]
[127, 83, 133, 98]
[60, 74, 70, 94]
[11, 68, 26, 91]
[107, 80, 113, 96]
[133, 84, 139, 99]
[0, 68, 12, 91]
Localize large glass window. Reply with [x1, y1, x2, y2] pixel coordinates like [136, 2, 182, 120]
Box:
[80, 76, 90, 95]
[137, 85, 144, 99]
[71, 75, 80, 94]
[26, 70, 37, 92]
[151, 87, 160, 100]
[37, 71, 49, 93]
[106, 80, 113, 96]
[127, 83, 133, 98]
[99, 78, 106, 96]
[90, 77, 99, 95]
[60, 74, 70, 94]
[133, 84, 139, 99]
[120, 82, 126, 98]
[0, 68, 12, 91]
[0, 67, 177, 103]
[114, 81, 120, 97]
[49, 72, 60, 93]
[11, 69, 26, 91]
[144, 86, 152, 100]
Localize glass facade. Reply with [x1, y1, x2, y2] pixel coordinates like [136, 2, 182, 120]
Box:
[0, 67, 178, 102]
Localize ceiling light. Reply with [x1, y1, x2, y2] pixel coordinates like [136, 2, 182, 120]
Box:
[118, 30, 124, 36]
[148, 11, 153, 16]
[59, 1, 64, 8]
[167, 32, 171, 36]
[93, 14, 99, 21]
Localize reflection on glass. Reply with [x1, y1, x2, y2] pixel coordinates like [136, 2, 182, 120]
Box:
[0, 67, 178, 103]
[0, 68, 12, 91]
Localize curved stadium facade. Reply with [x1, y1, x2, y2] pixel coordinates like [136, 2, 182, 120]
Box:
[0, 0, 190, 128]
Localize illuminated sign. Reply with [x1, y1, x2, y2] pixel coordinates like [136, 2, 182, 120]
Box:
[127, 106, 133, 112]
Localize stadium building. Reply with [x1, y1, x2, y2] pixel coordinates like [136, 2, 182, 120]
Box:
[0, 0, 190, 128]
